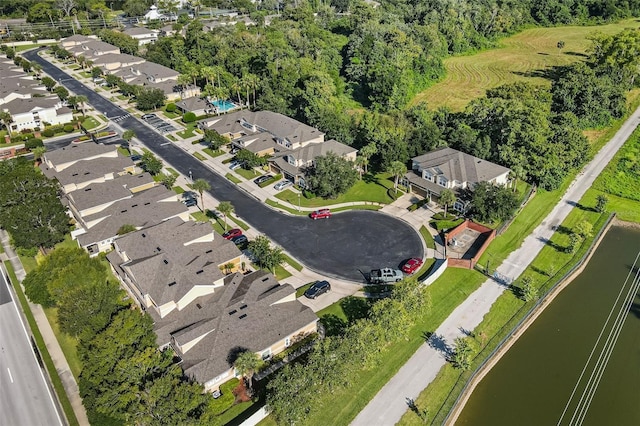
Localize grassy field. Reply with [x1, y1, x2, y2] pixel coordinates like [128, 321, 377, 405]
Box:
[275, 173, 395, 207]
[593, 127, 640, 201]
[411, 19, 640, 111]
[81, 116, 101, 130]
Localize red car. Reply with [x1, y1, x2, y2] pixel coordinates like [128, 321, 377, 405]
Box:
[310, 209, 331, 220]
[222, 228, 242, 240]
[402, 258, 423, 274]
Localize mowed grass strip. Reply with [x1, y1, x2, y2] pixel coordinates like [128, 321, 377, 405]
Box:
[411, 19, 640, 111]
[301, 268, 485, 426]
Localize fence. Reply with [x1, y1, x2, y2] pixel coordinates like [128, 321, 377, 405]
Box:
[444, 220, 496, 270]
[420, 259, 448, 287]
[432, 212, 615, 425]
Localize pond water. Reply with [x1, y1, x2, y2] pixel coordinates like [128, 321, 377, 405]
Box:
[456, 226, 640, 426]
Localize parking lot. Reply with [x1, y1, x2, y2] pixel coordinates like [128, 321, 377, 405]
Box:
[141, 113, 178, 134]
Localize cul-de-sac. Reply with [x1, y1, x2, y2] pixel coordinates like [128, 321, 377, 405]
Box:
[1, 2, 639, 425]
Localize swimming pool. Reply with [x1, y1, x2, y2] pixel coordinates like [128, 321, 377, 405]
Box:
[211, 99, 236, 113]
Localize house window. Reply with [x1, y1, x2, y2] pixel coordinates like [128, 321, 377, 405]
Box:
[261, 349, 271, 361]
[438, 176, 447, 187]
[423, 171, 433, 181]
[287, 155, 296, 166]
[285, 337, 291, 347]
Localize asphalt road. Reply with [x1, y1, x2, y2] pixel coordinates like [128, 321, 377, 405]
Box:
[0, 269, 63, 426]
[24, 49, 423, 282]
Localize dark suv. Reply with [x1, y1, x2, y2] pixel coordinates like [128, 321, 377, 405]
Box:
[303, 280, 331, 299]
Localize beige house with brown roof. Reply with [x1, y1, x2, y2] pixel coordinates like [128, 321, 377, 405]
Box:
[404, 147, 511, 212]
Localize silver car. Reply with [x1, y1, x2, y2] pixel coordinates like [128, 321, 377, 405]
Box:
[274, 180, 293, 191]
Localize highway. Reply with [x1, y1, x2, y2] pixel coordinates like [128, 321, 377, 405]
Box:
[0, 267, 63, 426]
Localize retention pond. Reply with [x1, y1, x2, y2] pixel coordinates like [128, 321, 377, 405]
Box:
[456, 225, 640, 426]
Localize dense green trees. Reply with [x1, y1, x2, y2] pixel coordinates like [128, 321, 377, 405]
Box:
[469, 182, 519, 223]
[305, 152, 358, 198]
[267, 278, 430, 424]
[99, 29, 138, 55]
[136, 87, 166, 111]
[0, 158, 69, 250]
[140, 151, 163, 175]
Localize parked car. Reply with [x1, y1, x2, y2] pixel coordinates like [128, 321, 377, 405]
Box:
[230, 146, 240, 155]
[184, 199, 197, 208]
[231, 235, 248, 245]
[274, 180, 293, 191]
[253, 174, 273, 185]
[401, 258, 424, 274]
[310, 209, 331, 220]
[222, 228, 243, 240]
[304, 280, 331, 299]
[130, 154, 141, 162]
[229, 161, 244, 170]
[369, 268, 404, 284]
[141, 114, 157, 120]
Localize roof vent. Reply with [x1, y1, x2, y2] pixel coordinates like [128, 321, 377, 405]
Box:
[156, 246, 161, 251]
[239, 304, 248, 310]
[84, 172, 90, 175]
[238, 314, 247, 319]
[141, 233, 146, 238]
[132, 204, 138, 207]
[84, 188, 92, 191]
[196, 270, 204, 274]
[72, 173, 79, 176]
[168, 281, 176, 287]
[144, 202, 151, 205]
[196, 303, 202, 309]
[120, 209, 127, 213]
[228, 309, 237, 315]
[163, 259, 168, 265]
[205, 249, 212, 254]
[261, 277, 269, 282]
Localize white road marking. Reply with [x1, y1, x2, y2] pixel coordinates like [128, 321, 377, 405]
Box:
[7, 367, 14, 383]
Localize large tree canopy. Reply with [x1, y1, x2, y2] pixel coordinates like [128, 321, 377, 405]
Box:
[0, 158, 69, 250]
[306, 152, 358, 198]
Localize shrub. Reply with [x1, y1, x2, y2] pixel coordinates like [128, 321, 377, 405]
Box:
[183, 112, 196, 123]
[208, 378, 240, 415]
[63, 124, 74, 133]
[165, 103, 176, 112]
[25, 138, 44, 150]
[42, 129, 55, 137]
[303, 189, 316, 199]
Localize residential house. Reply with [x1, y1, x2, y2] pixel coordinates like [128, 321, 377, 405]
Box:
[67, 40, 121, 60]
[2, 97, 73, 132]
[107, 217, 243, 317]
[122, 27, 159, 45]
[41, 142, 119, 172]
[107, 221, 317, 391]
[404, 147, 511, 212]
[176, 97, 210, 117]
[92, 53, 146, 72]
[269, 140, 357, 187]
[159, 24, 178, 37]
[199, 110, 356, 186]
[60, 34, 97, 49]
[65, 172, 156, 220]
[41, 152, 137, 193]
[73, 186, 189, 255]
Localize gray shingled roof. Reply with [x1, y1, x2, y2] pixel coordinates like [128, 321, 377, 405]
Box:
[76, 187, 188, 248]
[233, 132, 277, 154]
[2, 96, 60, 114]
[122, 27, 157, 36]
[176, 97, 209, 112]
[200, 110, 323, 144]
[135, 61, 179, 79]
[65, 173, 154, 211]
[43, 143, 117, 168]
[41, 155, 134, 187]
[412, 147, 510, 184]
[112, 217, 241, 305]
[152, 270, 318, 385]
[92, 53, 145, 67]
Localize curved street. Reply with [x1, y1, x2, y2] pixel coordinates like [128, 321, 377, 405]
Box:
[24, 49, 423, 282]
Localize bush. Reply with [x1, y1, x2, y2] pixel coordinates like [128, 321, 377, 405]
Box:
[303, 189, 316, 199]
[165, 103, 176, 112]
[63, 124, 74, 133]
[25, 138, 44, 150]
[183, 112, 196, 123]
[42, 129, 55, 137]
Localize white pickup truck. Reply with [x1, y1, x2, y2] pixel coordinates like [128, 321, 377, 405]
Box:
[369, 268, 404, 284]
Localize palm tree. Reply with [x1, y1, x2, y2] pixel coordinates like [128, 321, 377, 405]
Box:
[75, 95, 88, 117]
[231, 77, 242, 106]
[217, 201, 234, 231]
[388, 160, 407, 195]
[234, 351, 262, 396]
[222, 262, 235, 274]
[32, 146, 46, 164]
[176, 74, 192, 99]
[0, 111, 14, 137]
[359, 143, 377, 175]
[191, 178, 211, 212]
[438, 188, 456, 218]
[355, 156, 366, 179]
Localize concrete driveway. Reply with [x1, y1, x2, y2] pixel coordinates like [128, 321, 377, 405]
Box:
[25, 49, 423, 282]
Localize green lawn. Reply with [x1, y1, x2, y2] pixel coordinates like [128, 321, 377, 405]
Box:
[274, 264, 292, 280]
[162, 110, 180, 119]
[176, 122, 199, 139]
[117, 146, 130, 156]
[193, 152, 207, 161]
[173, 186, 185, 194]
[165, 167, 179, 177]
[235, 167, 263, 180]
[419, 225, 436, 250]
[203, 148, 224, 158]
[295, 282, 315, 298]
[81, 116, 101, 130]
[14, 43, 52, 52]
[282, 253, 303, 271]
[592, 127, 640, 201]
[412, 19, 640, 111]
[228, 214, 250, 231]
[226, 173, 242, 184]
[166, 134, 177, 141]
[43, 307, 82, 378]
[275, 173, 395, 207]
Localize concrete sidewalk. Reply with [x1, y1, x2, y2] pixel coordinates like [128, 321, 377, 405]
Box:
[352, 106, 640, 425]
[0, 231, 90, 426]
